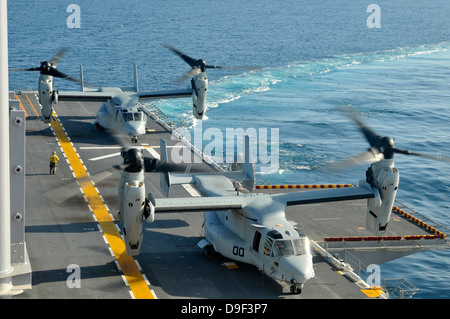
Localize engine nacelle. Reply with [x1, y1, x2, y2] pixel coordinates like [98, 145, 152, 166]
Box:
[38, 76, 54, 123]
[52, 91, 58, 104]
[365, 159, 399, 235]
[121, 180, 146, 256]
[144, 194, 156, 223]
[192, 76, 208, 119]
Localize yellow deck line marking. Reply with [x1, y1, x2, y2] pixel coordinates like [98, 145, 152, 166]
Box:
[25, 94, 40, 116]
[15, 94, 29, 117]
[223, 262, 239, 269]
[361, 287, 385, 298]
[50, 112, 154, 299]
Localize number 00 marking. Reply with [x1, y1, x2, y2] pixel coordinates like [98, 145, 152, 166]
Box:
[233, 246, 245, 257]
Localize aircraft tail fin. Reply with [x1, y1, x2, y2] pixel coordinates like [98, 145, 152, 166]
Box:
[159, 135, 255, 197]
[159, 138, 171, 196]
[222, 135, 255, 191]
[133, 63, 139, 92]
[118, 63, 140, 92]
[80, 64, 85, 92]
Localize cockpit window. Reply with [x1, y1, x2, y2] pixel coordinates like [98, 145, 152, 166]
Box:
[134, 112, 143, 121]
[122, 112, 133, 122]
[263, 237, 274, 256]
[272, 240, 295, 257]
[120, 110, 143, 122]
[293, 237, 310, 255]
[271, 238, 310, 257]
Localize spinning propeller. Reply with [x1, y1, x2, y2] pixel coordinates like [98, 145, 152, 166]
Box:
[115, 147, 210, 174]
[163, 44, 261, 83]
[46, 143, 210, 204]
[9, 47, 82, 84]
[328, 108, 450, 171]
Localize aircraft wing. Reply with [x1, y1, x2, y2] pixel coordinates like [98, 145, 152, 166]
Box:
[271, 183, 375, 206]
[154, 182, 375, 212]
[154, 196, 247, 212]
[56, 88, 192, 102]
[138, 89, 192, 100]
[57, 91, 114, 102]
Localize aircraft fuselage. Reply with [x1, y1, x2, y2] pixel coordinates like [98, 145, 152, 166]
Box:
[197, 175, 315, 293]
[94, 91, 147, 142]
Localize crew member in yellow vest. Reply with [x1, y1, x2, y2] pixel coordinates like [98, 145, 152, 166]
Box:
[49, 151, 59, 175]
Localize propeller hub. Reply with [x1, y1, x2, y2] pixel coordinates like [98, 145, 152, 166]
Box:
[197, 59, 207, 72]
[335, 107, 450, 169]
[10, 48, 81, 83]
[40, 61, 53, 74]
[122, 148, 144, 172]
[377, 136, 396, 159]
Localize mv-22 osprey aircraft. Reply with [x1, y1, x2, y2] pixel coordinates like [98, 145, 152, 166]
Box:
[11, 46, 254, 142]
[114, 110, 450, 294]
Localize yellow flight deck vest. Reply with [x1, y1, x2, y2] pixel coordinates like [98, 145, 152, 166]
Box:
[50, 154, 59, 164]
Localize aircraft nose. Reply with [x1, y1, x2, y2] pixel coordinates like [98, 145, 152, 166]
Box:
[124, 121, 145, 136]
[279, 255, 315, 284]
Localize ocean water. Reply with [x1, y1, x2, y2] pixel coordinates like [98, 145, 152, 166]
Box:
[7, 0, 450, 298]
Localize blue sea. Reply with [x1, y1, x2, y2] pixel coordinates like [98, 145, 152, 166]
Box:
[7, 0, 450, 298]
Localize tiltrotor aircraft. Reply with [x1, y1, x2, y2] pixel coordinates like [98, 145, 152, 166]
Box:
[48, 110, 450, 294]
[11, 46, 254, 142]
[132, 111, 448, 294]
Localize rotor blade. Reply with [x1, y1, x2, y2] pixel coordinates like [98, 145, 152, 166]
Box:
[112, 163, 129, 171]
[342, 107, 380, 147]
[185, 67, 201, 78]
[44, 168, 118, 204]
[9, 67, 41, 72]
[163, 43, 197, 67]
[49, 47, 70, 67]
[143, 157, 210, 173]
[174, 67, 202, 84]
[165, 44, 261, 72]
[394, 148, 450, 163]
[206, 64, 262, 71]
[175, 65, 259, 84]
[320, 148, 384, 173]
[47, 68, 82, 83]
[107, 128, 137, 155]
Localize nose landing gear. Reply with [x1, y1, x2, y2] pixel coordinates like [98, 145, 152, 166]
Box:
[290, 280, 302, 294]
